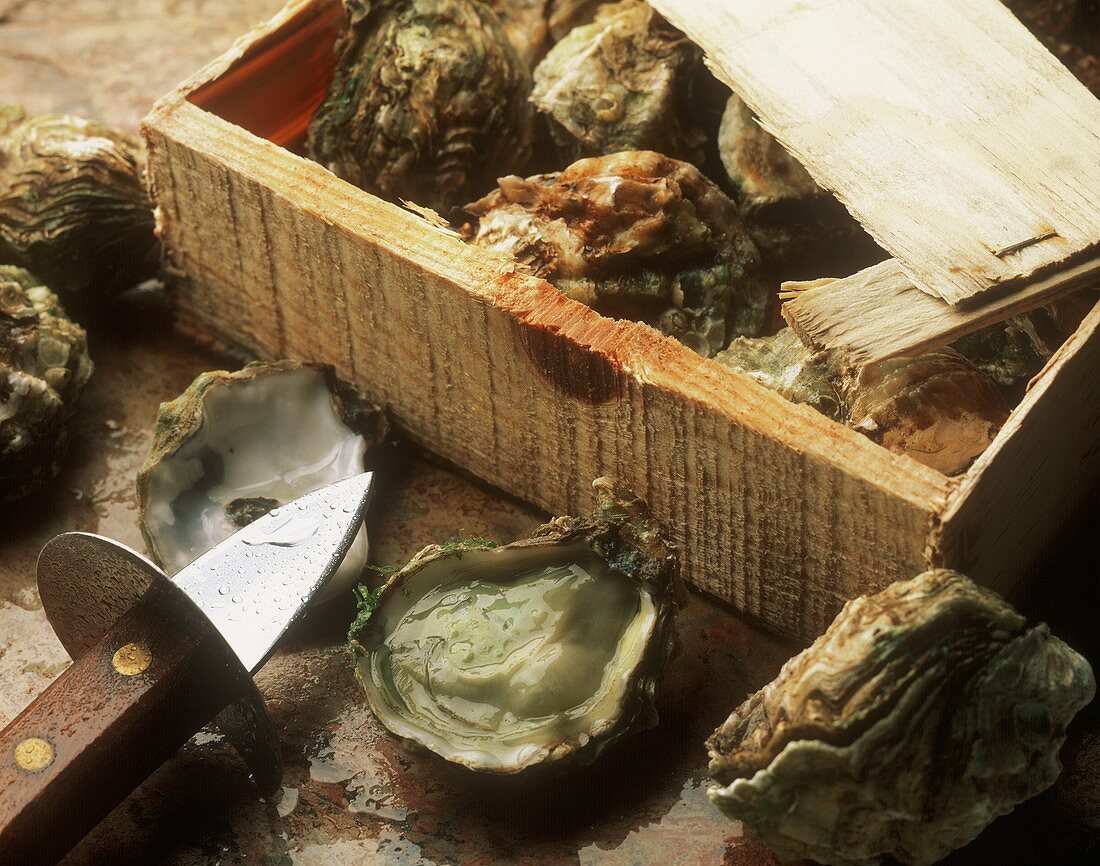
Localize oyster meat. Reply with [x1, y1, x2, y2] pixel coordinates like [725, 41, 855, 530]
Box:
[305, 0, 536, 214]
[138, 362, 383, 601]
[718, 94, 876, 277]
[0, 265, 92, 502]
[707, 569, 1096, 866]
[0, 105, 159, 301]
[462, 150, 768, 356]
[350, 478, 679, 773]
[531, 0, 707, 164]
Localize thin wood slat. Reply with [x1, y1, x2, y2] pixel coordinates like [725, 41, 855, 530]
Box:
[649, 0, 1100, 307]
[782, 256, 1100, 365]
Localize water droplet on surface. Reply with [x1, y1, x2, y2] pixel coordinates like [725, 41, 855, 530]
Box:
[218, 585, 230, 596]
[232, 595, 243, 604]
[241, 515, 321, 548]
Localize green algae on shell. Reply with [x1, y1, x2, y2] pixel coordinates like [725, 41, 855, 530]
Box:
[137, 361, 386, 601]
[707, 569, 1096, 866]
[350, 478, 680, 774]
[305, 0, 536, 214]
[0, 265, 92, 502]
[0, 105, 159, 300]
[462, 150, 769, 356]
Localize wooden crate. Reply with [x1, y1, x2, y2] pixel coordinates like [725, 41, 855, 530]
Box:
[142, 0, 1100, 640]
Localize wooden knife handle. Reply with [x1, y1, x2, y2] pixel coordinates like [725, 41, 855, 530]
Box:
[0, 604, 242, 865]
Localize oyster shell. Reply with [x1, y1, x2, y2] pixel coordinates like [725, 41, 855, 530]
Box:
[0, 265, 92, 502]
[0, 105, 159, 300]
[718, 94, 874, 277]
[714, 328, 841, 419]
[838, 348, 1009, 475]
[707, 569, 1096, 866]
[531, 0, 707, 164]
[350, 478, 679, 773]
[547, 0, 601, 39]
[490, 0, 551, 70]
[462, 150, 768, 356]
[305, 0, 536, 214]
[137, 362, 384, 601]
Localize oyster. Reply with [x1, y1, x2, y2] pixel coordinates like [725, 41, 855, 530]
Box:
[0, 105, 159, 300]
[462, 150, 768, 356]
[714, 328, 841, 419]
[718, 94, 874, 277]
[547, 0, 601, 39]
[350, 478, 679, 773]
[531, 0, 707, 164]
[707, 569, 1096, 866]
[490, 0, 551, 70]
[305, 0, 536, 214]
[838, 348, 1009, 475]
[137, 362, 384, 601]
[0, 265, 92, 502]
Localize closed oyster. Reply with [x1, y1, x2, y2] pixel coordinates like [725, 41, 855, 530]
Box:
[531, 0, 707, 163]
[718, 94, 874, 277]
[350, 478, 679, 774]
[137, 362, 384, 601]
[0, 105, 159, 300]
[305, 0, 536, 214]
[839, 348, 1009, 475]
[462, 150, 768, 355]
[707, 569, 1095, 866]
[547, 0, 601, 39]
[0, 265, 92, 502]
[714, 328, 841, 419]
[490, 0, 551, 70]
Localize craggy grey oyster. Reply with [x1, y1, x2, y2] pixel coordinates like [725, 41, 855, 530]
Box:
[0, 265, 92, 502]
[137, 362, 385, 601]
[305, 0, 536, 214]
[838, 348, 1009, 475]
[707, 569, 1096, 866]
[462, 150, 768, 355]
[491, 0, 551, 70]
[0, 105, 159, 300]
[531, 0, 706, 163]
[714, 328, 841, 419]
[350, 478, 679, 774]
[718, 94, 873, 276]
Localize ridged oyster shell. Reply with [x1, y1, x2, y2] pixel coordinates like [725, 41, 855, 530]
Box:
[350, 478, 680, 773]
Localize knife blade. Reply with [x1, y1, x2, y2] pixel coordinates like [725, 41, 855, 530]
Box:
[0, 472, 375, 865]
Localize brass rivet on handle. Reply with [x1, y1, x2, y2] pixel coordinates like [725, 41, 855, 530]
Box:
[112, 642, 152, 676]
[14, 737, 54, 772]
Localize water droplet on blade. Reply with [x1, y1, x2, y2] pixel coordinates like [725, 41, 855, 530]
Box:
[241, 514, 321, 548]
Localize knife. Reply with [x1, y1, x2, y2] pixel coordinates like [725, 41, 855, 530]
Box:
[0, 472, 375, 865]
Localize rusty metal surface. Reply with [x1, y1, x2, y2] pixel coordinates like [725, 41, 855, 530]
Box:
[1, 2, 1097, 864]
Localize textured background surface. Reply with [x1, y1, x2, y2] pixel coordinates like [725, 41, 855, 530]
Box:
[0, 2, 1096, 863]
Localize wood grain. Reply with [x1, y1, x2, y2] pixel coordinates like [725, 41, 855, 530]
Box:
[782, 256, 1100, 365]
[649, 0, 1100, 306]
[0, 605, 238, 866]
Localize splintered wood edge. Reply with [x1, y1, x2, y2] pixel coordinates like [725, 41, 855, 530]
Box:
[782, 256, 1100, 366]
[145, 97, 950, 519]
[649, 0, 1100, 308]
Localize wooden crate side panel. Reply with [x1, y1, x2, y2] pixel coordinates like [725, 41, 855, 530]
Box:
[935, 298, 1100, 598]
[650, 0, 1100, 307]
[144, 104, 946, 638]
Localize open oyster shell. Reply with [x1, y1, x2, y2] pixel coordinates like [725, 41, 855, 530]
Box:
[0, 105, 159, 301]
[531, 0, 707, 164]
[137, 361, 384, 601]
[0, 265, 92, 502]
[706, 569, 1095, 866]
[350, 477, 680, 774]
[462, 150, 768, 356]
[305, 0, 536, 214]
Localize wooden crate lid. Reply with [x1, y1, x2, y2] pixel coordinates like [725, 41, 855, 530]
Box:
[649, 0, 1100, 363]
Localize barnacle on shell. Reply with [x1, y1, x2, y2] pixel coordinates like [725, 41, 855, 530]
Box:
[531, 0, 707, 164]
[0, 105, 159, 300]
[0, 265, 92, 502]
[707, 569, 1096, 866]
[305, 0, 536, 214]
[462, 150, 768, 356]
[350, 477, 680, 774]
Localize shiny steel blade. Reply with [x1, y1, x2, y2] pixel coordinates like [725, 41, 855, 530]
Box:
[171, 472, 375, 673]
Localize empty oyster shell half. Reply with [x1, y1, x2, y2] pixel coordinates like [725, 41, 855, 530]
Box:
[706, 569, 1096, 866]
[350, 478, 679, 774]
[137, 361, 380, 601]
